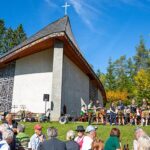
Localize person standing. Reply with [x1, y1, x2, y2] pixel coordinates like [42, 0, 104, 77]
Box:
[16, 124, 30, 150]
[82, 125, 97, 150]
[74, 126, 85, 150]
[137, 135, 150, 150]
[0, 129, 14, 150]
[28, 124, 46, 150]
[37, 127, 66, 150]
[5, 114, 18, 150]
[66, 130, 80, 150]
[133, 127, 146, 150]
[5, 114, 18, 134]
[104, 128, 122, 150]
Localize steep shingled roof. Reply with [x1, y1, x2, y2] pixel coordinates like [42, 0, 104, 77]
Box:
[0, 16, 78, 59]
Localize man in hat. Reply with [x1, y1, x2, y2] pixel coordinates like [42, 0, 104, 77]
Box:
[74, 125, 85, 150]
[28, 124, 46, 150]
[82, 125, 97, 150]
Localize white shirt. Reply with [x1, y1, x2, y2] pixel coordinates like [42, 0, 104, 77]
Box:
[0, 140, 10, 150]
[82, 136, 93, 150]
[28, 134, 44, 150]
[81, 107, 87, 113]
[133, 140, 138, 150]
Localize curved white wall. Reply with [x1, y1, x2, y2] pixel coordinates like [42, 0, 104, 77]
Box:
[12, 49, 53, 113]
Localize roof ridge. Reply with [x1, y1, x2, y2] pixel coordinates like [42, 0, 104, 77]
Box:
[27, 16, 68, 40]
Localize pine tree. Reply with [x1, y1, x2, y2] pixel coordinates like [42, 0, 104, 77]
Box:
[134, 37, 149, 72]
[96, 69, 106, 87]
[14, 24, 26, 45]
[0, 20, 27, 55]
[114, 55, 129, 91]
[105, 58, 116, 91]
[0, 19, 5, 54]
[3, 28, 16, 53]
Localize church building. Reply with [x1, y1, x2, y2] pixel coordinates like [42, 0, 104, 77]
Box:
[0, 16, 106, 120]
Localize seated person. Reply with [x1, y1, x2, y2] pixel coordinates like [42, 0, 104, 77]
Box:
[80, 105, 87, 116]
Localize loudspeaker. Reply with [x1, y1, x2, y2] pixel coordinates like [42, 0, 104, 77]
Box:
[43, 94, 49, 102]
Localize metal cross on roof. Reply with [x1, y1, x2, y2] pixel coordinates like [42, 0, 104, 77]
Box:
[62, 2, 70, 15]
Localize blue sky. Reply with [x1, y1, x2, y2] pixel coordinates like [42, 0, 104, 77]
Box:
[0, 0, 150, 73]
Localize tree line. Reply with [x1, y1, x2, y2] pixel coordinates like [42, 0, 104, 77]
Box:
[97, 37, 150, 105]
[0, 19, 26, 55]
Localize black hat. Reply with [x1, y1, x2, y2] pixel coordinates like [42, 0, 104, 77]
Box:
[75, 125, 85, 132]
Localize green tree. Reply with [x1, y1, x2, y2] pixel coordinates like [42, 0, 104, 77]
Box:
[114, 56, 127, 91]
[0, 20, 26, 55]
[3, 28, 16, 53]
[105, 58, 116, 91]
[126, 57, 136, 97]
[134, 37, 149, 72]
[0, 19, 5, 54]
[14, 24, 26, 45]
[96, 69, 106, 87]
[127, 58, 136, 80]
[134, 69, 150, 102]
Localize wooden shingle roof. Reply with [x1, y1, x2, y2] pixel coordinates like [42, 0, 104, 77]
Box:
[0, 16, 77, 59]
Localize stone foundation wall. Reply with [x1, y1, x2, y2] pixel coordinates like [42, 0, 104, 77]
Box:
[0, 62, 15, 112]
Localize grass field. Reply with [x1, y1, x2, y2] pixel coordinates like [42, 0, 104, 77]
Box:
[22, 121, 150, 150]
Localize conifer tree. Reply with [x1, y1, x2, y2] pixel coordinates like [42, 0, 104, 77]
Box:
[0, 20, 27, 55]
[0, 19, 5, 54]
[105, 58, 116, 91]
[134, 37, 149, 72]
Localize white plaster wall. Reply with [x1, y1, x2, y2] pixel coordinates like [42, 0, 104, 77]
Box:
[62, 55, 89, 117]
[12, 49, 53, 113]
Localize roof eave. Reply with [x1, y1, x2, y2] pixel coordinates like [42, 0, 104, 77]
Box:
[0, 31, 107, 101]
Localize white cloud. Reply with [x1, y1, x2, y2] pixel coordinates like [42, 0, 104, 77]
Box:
[44, 0, 57, 8]
[69, 0, 101, 30]
[69, 0, 150, 29]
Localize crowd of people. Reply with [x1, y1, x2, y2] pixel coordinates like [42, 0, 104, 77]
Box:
[80, 99, 150, 126]
[0, 113, 150, 150]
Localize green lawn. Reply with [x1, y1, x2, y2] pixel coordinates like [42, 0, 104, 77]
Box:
[22, 122, 150, 150]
